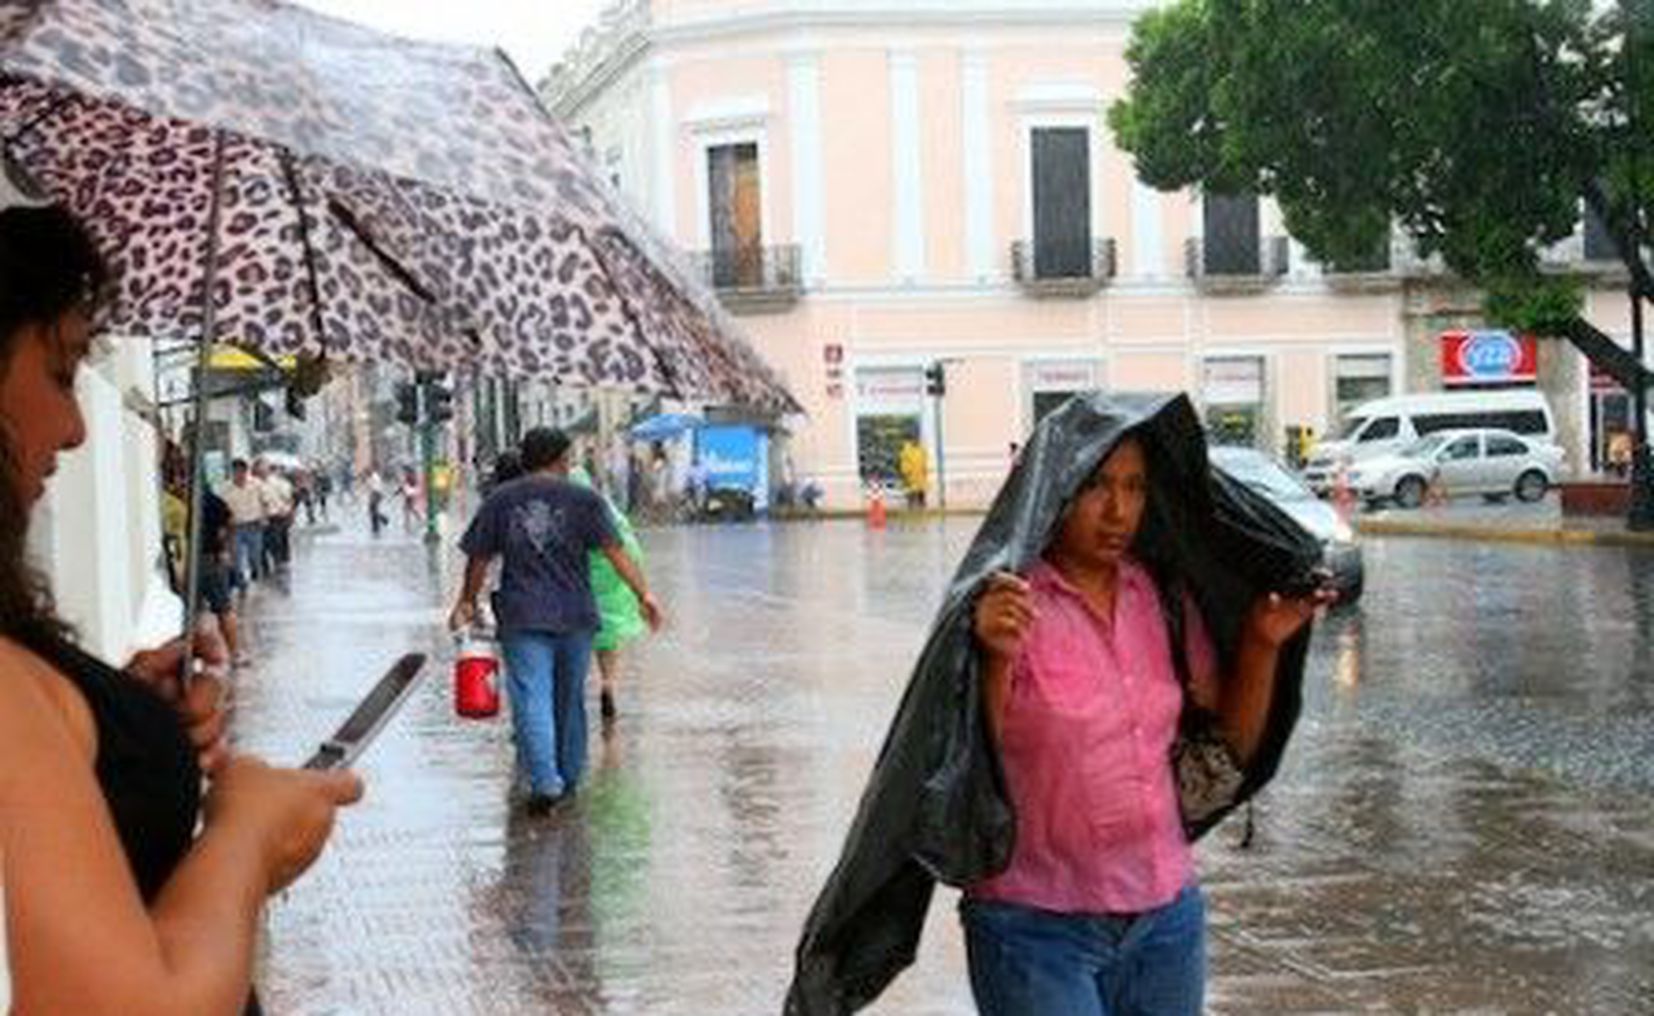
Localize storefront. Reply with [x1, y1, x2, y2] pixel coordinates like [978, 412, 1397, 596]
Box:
[1331, 352, 1394, 425]
[1587, 363, 1633, 476]
[853, 367, 926, 486]
[1024, 358, 1104, 432]
[1201, 355, 1267, 447]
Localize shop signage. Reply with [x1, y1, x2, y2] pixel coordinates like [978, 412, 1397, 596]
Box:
[1440, 329, 1537, 386]
[855, 368, 925, 404]
[1028, 361, 1096, 391]
[695, 425, 764, 493]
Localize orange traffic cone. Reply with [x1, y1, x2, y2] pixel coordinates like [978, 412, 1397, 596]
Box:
[867, 486, 887, 530]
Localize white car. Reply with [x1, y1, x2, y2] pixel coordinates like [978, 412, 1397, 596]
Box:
[1209, 447, 1365, 604]
[1342, 428, 1565, 508]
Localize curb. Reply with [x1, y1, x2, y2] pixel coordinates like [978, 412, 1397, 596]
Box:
[1355, 517, 1654, 549]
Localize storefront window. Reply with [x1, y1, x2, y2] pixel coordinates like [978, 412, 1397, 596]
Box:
[1202, 356, 1265, 447]
[1334, 353, 1393, 422]
[854, 368, 925, 486]
[1025, 360, 1101, 431]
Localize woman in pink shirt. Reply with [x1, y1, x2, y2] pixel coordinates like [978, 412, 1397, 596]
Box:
[963, 433, 1328, 1015]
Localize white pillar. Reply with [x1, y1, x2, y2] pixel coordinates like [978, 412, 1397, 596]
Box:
[788, 53, 827, 285]
[1131, 178, 1164, 280]
[962, 50, 994, 281]
[649, 63, 678, 237]
[889, 49, 926, 282]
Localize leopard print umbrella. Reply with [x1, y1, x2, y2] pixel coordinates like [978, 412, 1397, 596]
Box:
[0, 0, 797, 412]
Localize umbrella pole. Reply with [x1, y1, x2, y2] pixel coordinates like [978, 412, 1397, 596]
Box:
[181, 130, 230, 687]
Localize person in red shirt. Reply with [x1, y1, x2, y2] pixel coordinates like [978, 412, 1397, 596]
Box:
[966, 433, 1329, 1016]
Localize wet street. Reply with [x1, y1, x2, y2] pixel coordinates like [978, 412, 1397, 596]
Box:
[231, 513, 1654, 1014]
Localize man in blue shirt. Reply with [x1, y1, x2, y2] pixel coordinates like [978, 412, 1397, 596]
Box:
[449, 428, 663, 814]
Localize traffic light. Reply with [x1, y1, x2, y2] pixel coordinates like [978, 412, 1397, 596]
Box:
[924, 363, 946, 397]
[394, 381, 419, 426]
[425, 379, 455, 424]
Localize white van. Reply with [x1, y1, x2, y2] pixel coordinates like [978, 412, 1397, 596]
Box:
[1302, 390, 1556, 494]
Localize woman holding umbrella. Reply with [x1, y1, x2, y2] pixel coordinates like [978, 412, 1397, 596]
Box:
[0, 204, 360, 1012]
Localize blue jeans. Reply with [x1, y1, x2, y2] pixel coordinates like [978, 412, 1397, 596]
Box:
[233, 524, 264, 586]
[961, 885, 1206, 1016]
[498, 630, 595, 797]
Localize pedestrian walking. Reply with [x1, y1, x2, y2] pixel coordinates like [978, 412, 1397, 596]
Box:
[315, 466, 333, 521]
[295, 468, 316, 526]
[570, 466, 650, 724]
[789, 393, 1331, 1015]
[218, 458, 266, 587]
[253, 459, 293, 571]
[448, 428, 663, 815]
[366, 468, 389, 536]
[163, 454, 247, 668]
[399, 466, 420, 534]
[0, 202, 361, 1012]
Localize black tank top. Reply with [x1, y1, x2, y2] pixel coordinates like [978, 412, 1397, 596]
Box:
[34, 636, 201, 902]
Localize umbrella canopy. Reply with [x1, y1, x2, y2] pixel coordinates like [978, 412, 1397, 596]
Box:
[0, 0, 797, 411]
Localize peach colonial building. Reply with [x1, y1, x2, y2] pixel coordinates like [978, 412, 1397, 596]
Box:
[544, 0, 1644, 509]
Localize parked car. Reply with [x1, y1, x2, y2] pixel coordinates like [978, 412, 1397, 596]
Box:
[1208, 447, 1365, 605]
[1344, 428, 1565, 508]
[1303, 389, 1556, 494]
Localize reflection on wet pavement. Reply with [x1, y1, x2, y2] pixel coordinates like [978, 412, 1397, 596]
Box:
[234, 517, 1653, 1013]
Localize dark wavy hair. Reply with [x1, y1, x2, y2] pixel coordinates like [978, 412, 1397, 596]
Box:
[0, 204, 109, 645]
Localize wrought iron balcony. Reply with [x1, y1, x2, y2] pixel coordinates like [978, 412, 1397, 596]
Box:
[688, 244, 803, 314]
[1185, 235, 1289, 292]
[1323, 240, 1401, 292]
[1010, 238, 1118, 296]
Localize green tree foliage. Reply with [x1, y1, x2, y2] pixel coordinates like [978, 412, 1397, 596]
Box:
[1109, 0, 1654, 389]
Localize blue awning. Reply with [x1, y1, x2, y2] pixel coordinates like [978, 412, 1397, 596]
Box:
[629, 413, 704, 441]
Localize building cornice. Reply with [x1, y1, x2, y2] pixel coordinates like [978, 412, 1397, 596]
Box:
[544, 1, 1156, 114]
[652, 2, 1155, 47]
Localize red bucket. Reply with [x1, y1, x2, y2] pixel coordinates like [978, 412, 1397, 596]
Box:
[453, 634, 500, 719]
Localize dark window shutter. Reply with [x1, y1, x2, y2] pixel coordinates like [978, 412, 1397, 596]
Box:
[1031, 128, 1092, 278]
[1203, 193, 1260, 274]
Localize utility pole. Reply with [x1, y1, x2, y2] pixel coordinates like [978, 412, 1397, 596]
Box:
[1628, 0, 1654, 530]
[925, 362, 948, 510]
[404, 371, 455, 544]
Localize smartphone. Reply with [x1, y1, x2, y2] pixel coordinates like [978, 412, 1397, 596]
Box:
[302, 653, 428, 770]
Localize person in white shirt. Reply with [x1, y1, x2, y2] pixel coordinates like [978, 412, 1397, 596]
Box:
[218, 458, 266, 586]
[257, 461, 295, 568]
[366, 468, 388, 536]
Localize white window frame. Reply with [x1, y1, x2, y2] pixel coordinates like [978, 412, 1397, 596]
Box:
[1328, 347, 1401, 426]
[691, 123, 773, 255]
[1019, 355, 1106, 434]
[1018, 113, 1105, 258]
[1196, 350, 1274, 447]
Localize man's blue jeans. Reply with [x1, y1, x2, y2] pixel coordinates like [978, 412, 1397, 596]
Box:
[233, 524, 263, 586]
[498, 630, 595, 797]
[961, 884, 1206, 1016]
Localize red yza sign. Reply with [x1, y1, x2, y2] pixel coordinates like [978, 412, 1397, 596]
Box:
[1440, 330, 1537, 386]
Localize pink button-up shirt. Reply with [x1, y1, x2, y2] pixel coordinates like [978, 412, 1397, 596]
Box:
[970, 558, 1217, 915]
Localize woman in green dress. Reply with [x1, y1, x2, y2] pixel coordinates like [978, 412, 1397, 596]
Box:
[570, 467, 648, 721]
